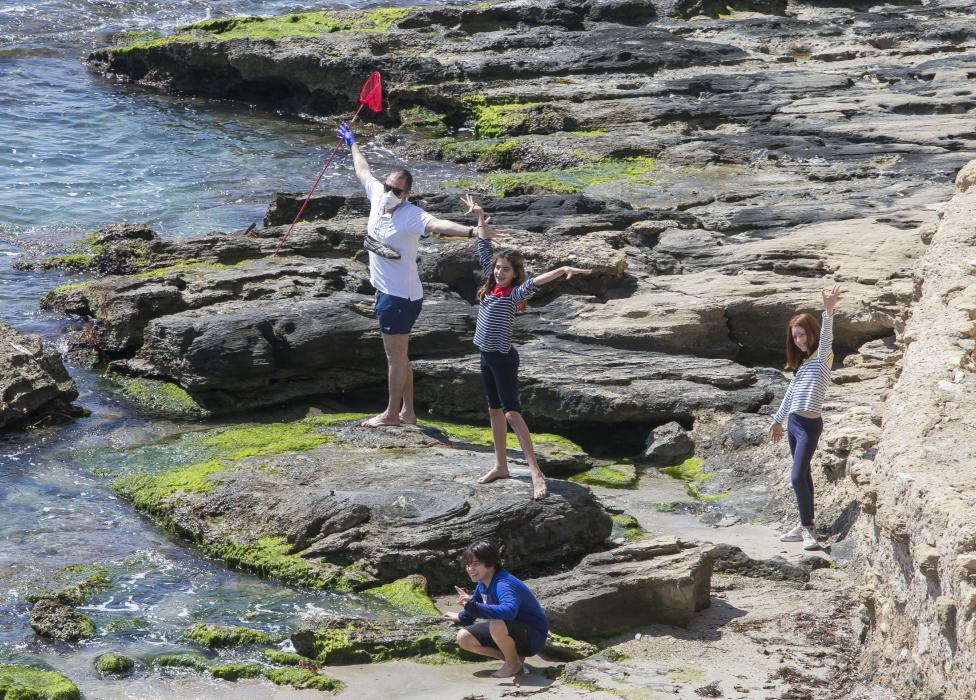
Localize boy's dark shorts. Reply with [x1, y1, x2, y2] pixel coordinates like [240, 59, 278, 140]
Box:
[375, 292, 423, 335]
[464, 620, 537, 657]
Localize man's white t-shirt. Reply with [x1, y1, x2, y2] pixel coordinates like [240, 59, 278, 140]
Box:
[365, 176, 434, 301]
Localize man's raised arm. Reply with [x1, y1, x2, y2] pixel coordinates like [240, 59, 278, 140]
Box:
[338, 122, 372, 187]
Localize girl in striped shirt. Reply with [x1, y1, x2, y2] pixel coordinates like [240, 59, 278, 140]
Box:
[462, 194, 591, 500]
[769, 284, 843, 550]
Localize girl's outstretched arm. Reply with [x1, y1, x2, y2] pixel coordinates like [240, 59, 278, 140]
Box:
[818, 283, 842, 365]
[532, 265, 592, 287]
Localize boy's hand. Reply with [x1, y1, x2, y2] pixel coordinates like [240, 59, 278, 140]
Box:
[443, 611, 461, 624]
[454, 585, 471, 606]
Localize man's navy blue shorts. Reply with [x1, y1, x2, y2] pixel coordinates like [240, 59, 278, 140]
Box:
[375, 292, 423, 335]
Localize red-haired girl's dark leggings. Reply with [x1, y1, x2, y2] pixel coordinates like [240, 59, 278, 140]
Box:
[787, 413, 824, 527]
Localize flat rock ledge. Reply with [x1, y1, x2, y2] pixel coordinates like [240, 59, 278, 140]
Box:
[112, 419, 613, 594]
[0, 321, 78, 431]
[529, 537, 716, 637]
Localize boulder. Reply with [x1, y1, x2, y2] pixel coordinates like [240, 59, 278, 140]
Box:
[29, 599, 96, 642]
[529, 538, 717, 637]
[0, 322, 78, 430]
[643, 421, 695, 465]
[111, 418, 613, 594]
[118, 290, 472, 413]
[414, 337, 769, 425]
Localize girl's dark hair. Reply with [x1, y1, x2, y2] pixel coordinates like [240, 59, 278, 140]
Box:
[477, 249, 527, 302]
[461, 540, 502, 570]
[784, 313, 821, 369]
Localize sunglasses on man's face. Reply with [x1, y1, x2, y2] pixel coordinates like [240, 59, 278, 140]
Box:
[383, 183, 405, 197]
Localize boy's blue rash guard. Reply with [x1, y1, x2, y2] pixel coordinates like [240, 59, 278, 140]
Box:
[457, 569, 549, 655]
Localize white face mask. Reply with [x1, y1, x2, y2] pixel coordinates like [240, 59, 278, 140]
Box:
[382, 190, 403, 212]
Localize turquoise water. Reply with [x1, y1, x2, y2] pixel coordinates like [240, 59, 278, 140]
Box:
[0, 2, 453, 695]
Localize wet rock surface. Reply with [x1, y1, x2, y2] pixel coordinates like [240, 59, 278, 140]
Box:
[0, 321, 79, 430]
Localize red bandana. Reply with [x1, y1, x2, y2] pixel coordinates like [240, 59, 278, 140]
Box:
[490, 284, 514, 297]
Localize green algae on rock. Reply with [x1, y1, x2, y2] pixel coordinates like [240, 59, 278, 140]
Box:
[183, 622, 276, 648]
[0, 666, 80, 700]
[419, 418, 588, 473]
[109, 7, 417, 53]
[486, 157, 656, 197]
[93, 652, 135, 676]
[263, 666, 344, 692]
[610, 514, 644, 542]
[543, 632, 599, 661]
[291, 617, 463, 666]
[360, 575, 441, 617]
[150, 652, 213, 672]
[212, 536, 373, 592]
[570, 462, 638, 489]
[25, 566, 112, 606]
[209, 662, 264, 681]
[28, 599, 96, 642]
[109, 375, 207, 418]
[660, 457, 730, 502]
[262, 649, 308, 666]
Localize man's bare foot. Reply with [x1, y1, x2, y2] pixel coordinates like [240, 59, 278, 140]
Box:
[398, 411, 417, 425]
[361, 413, 399, 428]
[491, 663, 522, 678]
[531, 474, 548, 500]
[477, 466, 511, 485]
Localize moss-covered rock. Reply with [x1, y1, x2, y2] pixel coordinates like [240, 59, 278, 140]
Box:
[419, 419, 588, 474]
[0, 666, 80, 700]
[25, 567, 112, 606]
[543, 632, 599, 660]
[570, 462, 638, 489]
[291, 616, 463, 666]
[183, 623, 275, 648]
[150, 652, 213, 672]
[110, 375, 207, 417]
[610, 514, 644, 542]
[28, 599, 96, 642]
[106, 617, 149, 634]
[262, 649, 308, 666]
[485, 156, 656, 197]
[263, 666, 344, 692]
[660, 457, 730, 502]
[93, 652, 135, 675]
[209, 662, 263, 681]
[361, 575, 440, 617]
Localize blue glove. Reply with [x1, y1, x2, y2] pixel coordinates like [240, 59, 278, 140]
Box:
[337, 121, 355, 147]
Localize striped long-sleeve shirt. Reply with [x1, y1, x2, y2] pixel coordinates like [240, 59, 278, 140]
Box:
[773, 312, 835, 424]
[473, 238, 537, 353]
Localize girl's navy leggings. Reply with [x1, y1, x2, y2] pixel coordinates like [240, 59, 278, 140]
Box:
[787, 413, 824, 527]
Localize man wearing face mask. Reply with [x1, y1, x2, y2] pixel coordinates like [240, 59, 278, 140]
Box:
[337, 121, 484, 428]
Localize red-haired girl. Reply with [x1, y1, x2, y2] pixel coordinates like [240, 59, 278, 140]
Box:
[769, 284, 843, 550]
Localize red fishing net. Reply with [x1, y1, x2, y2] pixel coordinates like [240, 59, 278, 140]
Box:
[360, 71, 382, 112]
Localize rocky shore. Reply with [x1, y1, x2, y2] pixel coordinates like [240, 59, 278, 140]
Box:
[6, 0, 976, 697]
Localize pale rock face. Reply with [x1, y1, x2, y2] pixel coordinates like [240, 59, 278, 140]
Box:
[857, 160, 976, 697]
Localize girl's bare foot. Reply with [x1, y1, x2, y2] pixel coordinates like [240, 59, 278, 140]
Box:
[531, 474, 548, 500]
[477, 466, 510, 484]
[361, 412, 399, 428]
[491, 663, 522, 678]
[398, 411, 417, 425]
